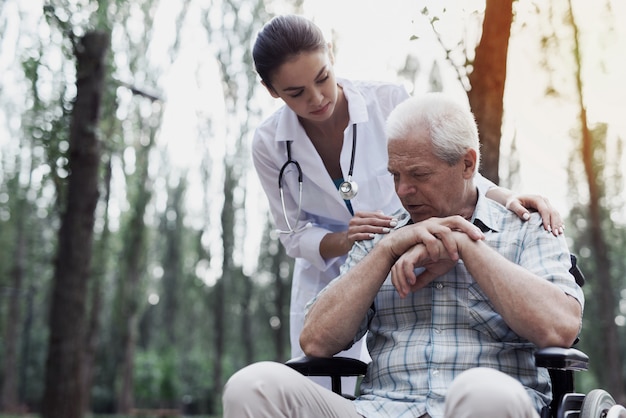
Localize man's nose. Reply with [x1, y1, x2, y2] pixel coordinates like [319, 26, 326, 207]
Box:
[395, 179, 415, 197]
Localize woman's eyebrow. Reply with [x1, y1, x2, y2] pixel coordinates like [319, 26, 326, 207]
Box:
[313, 66, 327, 80]
[281, 67, 327, 93]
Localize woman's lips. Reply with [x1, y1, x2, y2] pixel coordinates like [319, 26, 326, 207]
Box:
[310, 102, 330, 116]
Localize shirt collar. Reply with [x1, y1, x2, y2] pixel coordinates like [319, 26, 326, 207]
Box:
[470, 191, 500, 233]
[274, 78, 370, 144]
[393, 189, 500, 233]
[339, 78, 369, 124]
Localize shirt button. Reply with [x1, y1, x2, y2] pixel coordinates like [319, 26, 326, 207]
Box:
[432, 370, 440, 376]
[434, 328, 442, 334]
[435, 283, 443, 289]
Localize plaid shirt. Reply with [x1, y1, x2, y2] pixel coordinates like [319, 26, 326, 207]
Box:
[317, 193, 584, 418]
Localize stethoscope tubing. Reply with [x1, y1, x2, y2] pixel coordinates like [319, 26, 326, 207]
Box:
[276, 124, 358, 234]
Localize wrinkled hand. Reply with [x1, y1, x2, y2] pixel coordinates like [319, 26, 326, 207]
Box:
[391, 242, 458, 298]
[381, 217, 483, 298]
[384, 216, 484, 261]
[347, 211, 398, 243]
[505, 194, 564, 236]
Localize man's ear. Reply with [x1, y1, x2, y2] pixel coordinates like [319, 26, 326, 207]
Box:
[462, 149, 478, 179]
[262, 80, 280, 98]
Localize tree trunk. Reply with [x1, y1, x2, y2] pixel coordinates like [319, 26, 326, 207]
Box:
[467, 0, 513, 185]
[567, 0, 626, 404]
[241, 272, 254, 366]
[115, 120, 156, 414]
[1, 201, 25, 412]
[209, 164, 235, 413]
[81, 155, 112, 415]
[0, 219, 26, 413]
[272, 241, 290, 362]
[162, 181, 184, 345]
[18, 286, 35, 407]
[41, 31, 108, 418]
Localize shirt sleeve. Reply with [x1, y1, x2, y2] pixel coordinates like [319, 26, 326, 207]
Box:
[304, 235, 381, 348]
[519, 214, 585, 312]
[252, 121, 334, 271]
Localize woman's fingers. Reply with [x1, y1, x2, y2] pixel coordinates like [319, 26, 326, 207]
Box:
[348, 211, 399, 241]
[506, 194, 564, 236]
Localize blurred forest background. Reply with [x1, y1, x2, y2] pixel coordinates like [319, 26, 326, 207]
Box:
[0, 0, 625, 417]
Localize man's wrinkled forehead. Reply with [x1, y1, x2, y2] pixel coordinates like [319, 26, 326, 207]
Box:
[387, 135, 435, 165]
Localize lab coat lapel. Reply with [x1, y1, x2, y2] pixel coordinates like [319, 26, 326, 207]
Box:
[340, 80, 371, 208]
[275, 109, 350, 216]
[273, 80, 373, 218]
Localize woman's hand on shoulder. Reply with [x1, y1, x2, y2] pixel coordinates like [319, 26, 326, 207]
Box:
[505, 194, 564, 236]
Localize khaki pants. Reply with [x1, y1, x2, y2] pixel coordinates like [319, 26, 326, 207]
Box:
[222, 362, 540, 418]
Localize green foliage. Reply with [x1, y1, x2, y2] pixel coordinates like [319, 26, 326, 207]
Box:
[133, 349, 179, 408]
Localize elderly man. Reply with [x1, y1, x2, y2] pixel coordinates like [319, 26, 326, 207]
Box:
[223, 93, 584, 418]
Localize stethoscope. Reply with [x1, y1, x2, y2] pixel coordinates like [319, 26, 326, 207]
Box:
[276, 124, 358, 235]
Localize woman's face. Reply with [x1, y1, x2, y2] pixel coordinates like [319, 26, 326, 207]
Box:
[266, 49, 339, 123]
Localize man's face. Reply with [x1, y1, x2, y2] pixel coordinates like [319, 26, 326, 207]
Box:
[387, 131, 473, 222]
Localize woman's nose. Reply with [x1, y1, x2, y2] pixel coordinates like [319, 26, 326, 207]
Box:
[309, 88, 324, 105]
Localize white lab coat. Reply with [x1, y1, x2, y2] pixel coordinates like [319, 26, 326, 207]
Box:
[252, 79, 410, 370]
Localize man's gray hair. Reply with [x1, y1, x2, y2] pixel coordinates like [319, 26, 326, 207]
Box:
[386, 93, 481, 169]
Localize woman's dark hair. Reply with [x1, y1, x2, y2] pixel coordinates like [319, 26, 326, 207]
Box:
[252, 15, 327, 90]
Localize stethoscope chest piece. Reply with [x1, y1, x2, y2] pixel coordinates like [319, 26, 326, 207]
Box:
[337, 123, 359, 200]
[339, 178, 358, 200]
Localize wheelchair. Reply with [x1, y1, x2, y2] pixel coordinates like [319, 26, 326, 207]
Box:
[286, 255, 626, 418]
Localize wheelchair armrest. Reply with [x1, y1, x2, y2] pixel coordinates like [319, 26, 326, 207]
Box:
[285, 356, 369, 396]
[285, 355, 368, 377]
[535, 347, 589, 371]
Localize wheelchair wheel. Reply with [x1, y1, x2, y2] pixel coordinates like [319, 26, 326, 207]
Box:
[606, 404, 626, 418]
[581, 389, 616, 418]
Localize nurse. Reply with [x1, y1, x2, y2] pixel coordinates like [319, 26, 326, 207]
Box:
[251, 14, 563, 392]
